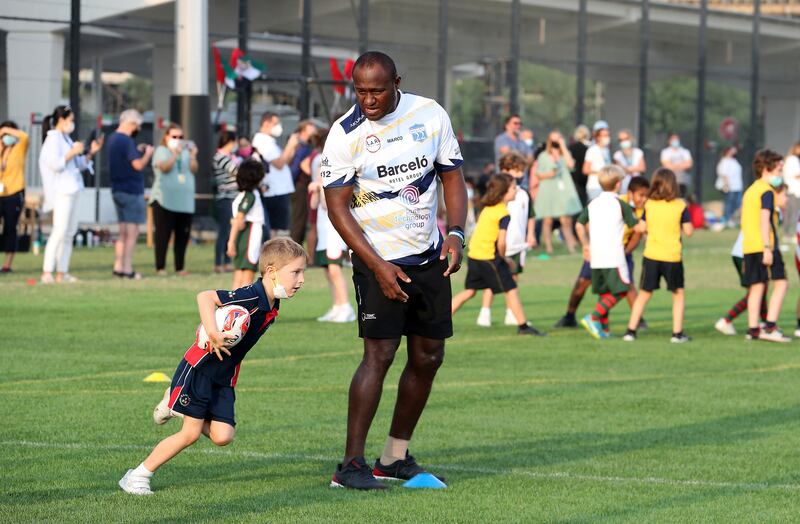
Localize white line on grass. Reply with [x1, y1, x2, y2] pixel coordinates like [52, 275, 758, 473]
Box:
[3, 439, 799, 493]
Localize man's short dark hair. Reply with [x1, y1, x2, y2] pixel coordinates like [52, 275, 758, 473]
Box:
[353, 51, 398, 80]
[503, 114, 521, 126]
[261, 111, 278, 125]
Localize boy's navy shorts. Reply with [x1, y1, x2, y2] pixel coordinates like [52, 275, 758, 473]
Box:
[578, 260, 591, 280]
[167, 358, 236, 427]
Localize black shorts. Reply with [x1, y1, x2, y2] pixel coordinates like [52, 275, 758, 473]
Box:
[742, 250, 786, 286]
[263, 194, 290, 231]
[464, 257, 517, 294]
[640, 257, 684, 292]
[168, 359, 236, 426]
[352, 254, 453, 340]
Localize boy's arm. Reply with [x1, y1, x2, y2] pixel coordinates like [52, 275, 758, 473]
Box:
[681, 206, 694, 237]
[227, 212, 246, 257]
[526, 217, 537, 248]
[196, 290, 234, 361]
[760, 207, 774, 266]
[625, 230, 642, 253]
[575, 207, 590, 261]
[497, 228, 508, 259]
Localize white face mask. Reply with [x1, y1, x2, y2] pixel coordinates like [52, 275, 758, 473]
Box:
[271, 277, 290, 299]
[167, 138, 181, 150]
[620, 140, 632, 149]
[523, 139, 534, 147]
[670, 139, 681, 148]
[270, 123, 284, 138]
[64, 121, 75, 134]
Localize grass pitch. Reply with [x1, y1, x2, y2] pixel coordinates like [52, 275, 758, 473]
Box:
[3, 230, 800, 522]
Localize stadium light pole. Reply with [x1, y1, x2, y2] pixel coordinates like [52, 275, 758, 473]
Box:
[237, 0, 251, 138]
[638, 0, 650, 149]
[69, 0, 80, 138]
[437, 0, 448, 106]
[747, 0, 761, 183]
[509, 0, 520, 115]
[575, 0, 587, 126]
[694, 0, 708, 204]
[358, 0, 369, 54]
[300, 0, 312, 119]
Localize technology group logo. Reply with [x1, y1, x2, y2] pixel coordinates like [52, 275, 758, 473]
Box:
[400, 185, 421, 205]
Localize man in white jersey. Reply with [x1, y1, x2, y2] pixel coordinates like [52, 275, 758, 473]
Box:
[322, 52, 467, 490]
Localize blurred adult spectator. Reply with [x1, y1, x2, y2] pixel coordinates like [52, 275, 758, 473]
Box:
[108, 109, 153, 280]
[475, 161, 495, 202]
[39, 105, 102, 283]
[212, 129, 241, 273]
[613, 129, 646, 194]
[0, 121, 29, 273]
[289, 120, 318, 245]
[534, 130, 581, 255]
[150, 123, 197, 276]
[568, 124, 591, 205]
[660, 133, 693, 197]
[252, 112, 300, 238]
[494, 114, 533, 166]
[783, 142, 800, 233]
[715, 146, 743, 228]
[583, 120, 612, 202]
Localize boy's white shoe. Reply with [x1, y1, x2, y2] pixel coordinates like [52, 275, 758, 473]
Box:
[119, 470, 153, 496]
[476, 308, 491, 327]
[794, 328, 800, 338]
[317, 306, 339, 322]
[331, 304, 356, 323]
[504, 309, 517, 326]
[759, 329, 791, 343]
[153, 387, 176, 425]
[714, 318, 736, 336]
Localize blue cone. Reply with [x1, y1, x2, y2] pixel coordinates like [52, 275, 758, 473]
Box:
[402, 473, 448, 489]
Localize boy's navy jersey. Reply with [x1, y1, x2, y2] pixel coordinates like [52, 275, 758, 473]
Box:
[181, 279, 279, 387]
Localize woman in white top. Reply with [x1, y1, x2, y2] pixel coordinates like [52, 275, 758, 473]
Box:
[613, 129, 646, 194]
[782, 142, 800, 234]
[715, 146, 743, 228]
[39, 106, 102, 283]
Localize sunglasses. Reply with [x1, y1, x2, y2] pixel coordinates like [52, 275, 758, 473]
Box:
[170, 134, 184, 139]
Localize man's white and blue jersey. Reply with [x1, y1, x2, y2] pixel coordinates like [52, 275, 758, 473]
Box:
[321, 92, 463, 265]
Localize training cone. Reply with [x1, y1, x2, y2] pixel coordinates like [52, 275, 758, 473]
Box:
[402, 473, 447, 489]
[143, 372, 171, 383]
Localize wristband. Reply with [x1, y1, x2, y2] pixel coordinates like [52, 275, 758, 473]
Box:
[448, 230, 466, 249]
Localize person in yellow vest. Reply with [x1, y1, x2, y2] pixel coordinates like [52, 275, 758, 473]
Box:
[625, 168, 694, 342]
[0, 121, 28, 273]
[740, 149, 790, 342]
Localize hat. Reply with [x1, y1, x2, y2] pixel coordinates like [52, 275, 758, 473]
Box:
[592, 120, 609, 133]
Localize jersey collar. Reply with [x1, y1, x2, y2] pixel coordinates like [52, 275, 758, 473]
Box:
[253, 278, 276, 312]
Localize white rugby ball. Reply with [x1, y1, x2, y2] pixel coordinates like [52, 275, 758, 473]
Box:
[196, 305, 251, 350]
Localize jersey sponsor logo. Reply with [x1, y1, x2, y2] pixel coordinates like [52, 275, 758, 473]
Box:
[376, 156, 429, 178]
[400, 185, 421, 205]
[410, 123, 427, 142]
[387, 136, 403, 143]
[366, 134, 381, 153]
[320, 155, 330, 167]
[179, 394, 191, 406]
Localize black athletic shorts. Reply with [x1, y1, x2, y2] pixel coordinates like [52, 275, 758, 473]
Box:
[352, 254, 453, 340]
[640, 257, 684, 292]
[742, 250, 786, 286]
[464, 257, 517, 294]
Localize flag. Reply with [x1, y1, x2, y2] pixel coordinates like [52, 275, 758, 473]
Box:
[212, 46, 225, 85]
[329, 58, 345, 96]
[237, 54, 266, 81]
[344, 59, 355, 80]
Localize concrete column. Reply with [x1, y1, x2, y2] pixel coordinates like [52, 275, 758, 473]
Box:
[764, 98, 800, 155]
[604, 81, 640, 138]
[152, 43, 174, 125]
[5, 31, 64, 127]
[91, 56, 103, 119]
[175, 0, 208, 96]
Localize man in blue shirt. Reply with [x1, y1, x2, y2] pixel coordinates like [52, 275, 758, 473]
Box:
[288, 120, 317, 246]
[107, 109, 153, 279]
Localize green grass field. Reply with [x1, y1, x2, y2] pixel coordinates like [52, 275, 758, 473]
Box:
[4, 230, 800, 522]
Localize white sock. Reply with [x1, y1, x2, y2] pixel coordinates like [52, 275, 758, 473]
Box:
[132, 463, 153, 478]
[479, 307, 490, 316]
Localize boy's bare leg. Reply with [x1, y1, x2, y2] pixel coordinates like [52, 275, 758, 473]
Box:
[767, 279, 788, 323]
[747, 283, 766, 329]
[143, 416, 205, 472]
[671, 288, 685, 334]
[451, 289, 476, 314]
[627, 291, 652, 331]
[504, 288, 527, 324]
[201, 420, 236, 447]
[481, 289, 494, 309]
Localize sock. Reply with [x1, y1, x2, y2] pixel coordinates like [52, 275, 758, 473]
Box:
[599, 316, 609, 332]
[479, 307, 490, 316]
[518, 323, 529, 329]
[625, 328, 636, 336]
[132, 463, 153, 478]
[748, 327, 760, 338]
[724, 297, 748, 322]
[591, 293, 625, 321]
[760, 299, 768, 322]
[672, 332, 683, 337]
[765, 321, 776, 330]
[564, 311, 576, 322]
[380, 436, 410, 466]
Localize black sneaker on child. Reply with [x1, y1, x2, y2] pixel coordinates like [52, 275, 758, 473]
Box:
[331, 457, 388, 490]
[518, 323, 546, 336]
[373, 452, 445, 482]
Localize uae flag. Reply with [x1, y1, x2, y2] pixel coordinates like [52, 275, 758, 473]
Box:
[231, 48, 266, 81]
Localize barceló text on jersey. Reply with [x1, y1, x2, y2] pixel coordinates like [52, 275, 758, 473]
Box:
[376, 156, 429, 178]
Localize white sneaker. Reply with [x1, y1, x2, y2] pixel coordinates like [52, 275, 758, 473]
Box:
[794, 328, 800, 338]
[331, 304, 356, 323]
[153, 387, 175, 425]
[59, 274, 79, 283]
[476, 308, 491, 327]
[40, 273, 55, 284]
[119, 469, 153, 496]
[504, 309, 517, 326]
[759, 329, 792, 343]
[317, 306, 339, 322]
[714, 318, 736, 336]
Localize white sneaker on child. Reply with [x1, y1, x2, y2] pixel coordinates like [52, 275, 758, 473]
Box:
[317, 306, 339, 322]
[504, 309, 517, 326]
[714, 318, 736, 336]
[331, 304, 356, 323]
[119, 469, 153, 496]
[476, 308, 491, 327]
[153, 387, 177, 425]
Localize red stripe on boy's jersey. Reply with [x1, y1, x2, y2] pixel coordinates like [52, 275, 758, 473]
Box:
[231, 363, 241, 387]
[184, 344, 208, 367]
[168, 386, 182, 409]
[260, 309, 279, 330]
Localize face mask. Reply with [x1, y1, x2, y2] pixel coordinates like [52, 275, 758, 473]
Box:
[670, 139, 681, 148]
[598, 136, 610, 147]
[269, 123, 284, 138]
[167, 138, 181, 150]
[523, 139, 533, 147]
[2, 135, 18, 147]
[238, 146, 253, 157]
[64, 121, 75, 134]
[271, 274, 290, 299]
[620, 140, 632, 149]
[550, 141, 560, 149]
[770, 175, 784, 188]
[131, 128, 139, 139]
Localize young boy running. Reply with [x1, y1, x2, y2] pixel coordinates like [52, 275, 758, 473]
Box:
[119, 238, 307, 495]
[575, 166, 641, 338]
[740, 149, 790, 342]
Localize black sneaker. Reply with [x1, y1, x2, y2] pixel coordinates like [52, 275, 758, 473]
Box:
[330, 457, 388, 490]
[553, 315, 577, 328]
[518, 324, 546, 336]
[638, 318, 649, 330]
[373, 452, 445, 482]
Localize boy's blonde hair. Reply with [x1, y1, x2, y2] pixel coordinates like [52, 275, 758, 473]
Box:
[598, 165, 625, 191]
[258, 238, 306, 274]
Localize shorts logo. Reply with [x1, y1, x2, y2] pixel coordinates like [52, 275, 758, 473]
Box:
[410, 124, 427, 142]
[361, 313, 376, 321]
[179, 394, 191, 406]
[365, 134, 381, 153]
[400, 185, 421, 205]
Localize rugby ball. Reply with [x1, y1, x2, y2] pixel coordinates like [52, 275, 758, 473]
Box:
[196, 305, 251, 350]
